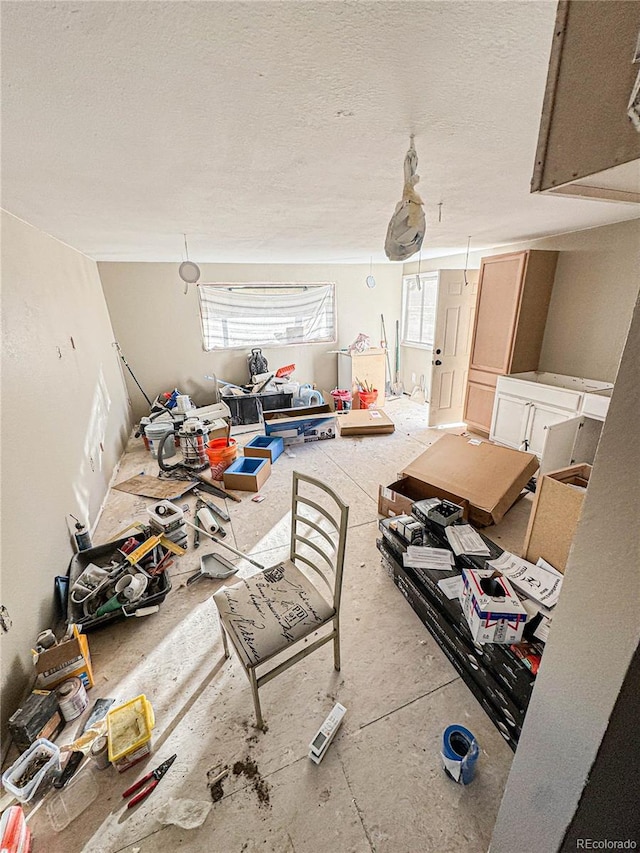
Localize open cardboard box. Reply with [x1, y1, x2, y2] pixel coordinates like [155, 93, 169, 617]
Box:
[523, 463, 591, 573]
[379, 434, 538, 527]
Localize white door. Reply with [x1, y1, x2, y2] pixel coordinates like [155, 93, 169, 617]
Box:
[490, 395, 531, 449]
[539, 416, 583, 475]
[525, 403, 572, 457]
[428, 270, 478, 427]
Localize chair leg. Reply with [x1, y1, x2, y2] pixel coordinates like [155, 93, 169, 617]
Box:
[248, 668, 264, 730]
[220, 619, 230, 659]
[333, 616, 341, 672]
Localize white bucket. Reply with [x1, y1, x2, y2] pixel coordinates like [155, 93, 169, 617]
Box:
[145, 423, 176, 459]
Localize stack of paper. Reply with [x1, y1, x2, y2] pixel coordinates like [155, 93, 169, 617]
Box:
[486, 551, 563, 608]
[403, 546, 455, 570]
[445, 525, 491, 557]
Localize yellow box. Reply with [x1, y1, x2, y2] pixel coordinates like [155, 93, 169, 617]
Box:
[107, 695, 155, 769]
[34, 625, 94, 690]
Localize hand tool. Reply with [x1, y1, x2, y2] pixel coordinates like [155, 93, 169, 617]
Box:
[54, 698, 115, 788]
[181, 517, 264, 569]
[193, 502, 202, 549]
[193, 473, 242, 503]
[192, 489, 231, 523]
[122, 754, 177, 808]
[187, 552, 238, 584]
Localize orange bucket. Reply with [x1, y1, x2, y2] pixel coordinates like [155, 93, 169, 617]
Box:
[206, 438, 238, 480]
[358, 389, 378, 410]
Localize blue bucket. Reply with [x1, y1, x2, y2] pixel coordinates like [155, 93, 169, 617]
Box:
[441, 725, 479, 785]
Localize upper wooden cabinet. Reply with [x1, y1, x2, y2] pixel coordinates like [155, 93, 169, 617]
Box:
[463, 250, 558, 435]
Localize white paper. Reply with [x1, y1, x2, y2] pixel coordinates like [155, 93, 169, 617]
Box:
[404, 546, 454, 570]
[487, 551, 563, 608]
[445, 525, 490, 557]
[536, 557, 563, 578]
[437, 576, 463, 600]
[534, 614, 552, 643]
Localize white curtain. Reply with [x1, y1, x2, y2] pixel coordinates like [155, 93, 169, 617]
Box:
[198, 283, 336, 351]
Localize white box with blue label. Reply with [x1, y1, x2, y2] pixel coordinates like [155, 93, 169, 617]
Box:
[461, 569, 527, 645]
[262, 405, 337, 446]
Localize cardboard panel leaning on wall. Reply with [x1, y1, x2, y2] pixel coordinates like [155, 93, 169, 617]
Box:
[0, 212, 131, 747]
[98, 262, 403, 421]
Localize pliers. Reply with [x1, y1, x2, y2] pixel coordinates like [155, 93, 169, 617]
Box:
[122, 754, 177, 809]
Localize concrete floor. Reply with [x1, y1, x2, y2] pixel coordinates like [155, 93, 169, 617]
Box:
[28, 398, 533, 853]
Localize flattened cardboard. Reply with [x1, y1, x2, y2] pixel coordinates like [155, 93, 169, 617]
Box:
[523, 464, 591, 573]
[113, 475, 197, 500]
[337, 408, 395, 436]
[401, 435, 538, 526]
[378, 479, 470, 521]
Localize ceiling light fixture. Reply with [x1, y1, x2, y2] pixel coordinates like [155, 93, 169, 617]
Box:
[179, 234, 201, 293]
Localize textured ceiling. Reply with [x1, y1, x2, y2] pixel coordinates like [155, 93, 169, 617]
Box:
[2, 0, 638, 263]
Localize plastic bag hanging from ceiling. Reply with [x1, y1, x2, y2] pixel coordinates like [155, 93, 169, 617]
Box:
[384, 138, 426, 262]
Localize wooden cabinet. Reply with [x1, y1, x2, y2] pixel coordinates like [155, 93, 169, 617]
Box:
[463, 250, 558, 434]
[490, 373, 613, 474]
[337, 348, 386, 408]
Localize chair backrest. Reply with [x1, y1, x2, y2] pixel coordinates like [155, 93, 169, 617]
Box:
[289, 471, 349, 612]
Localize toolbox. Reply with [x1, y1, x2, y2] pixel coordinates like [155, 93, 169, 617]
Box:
[66, 534, 172, 632]
[8, 690, 64, 753]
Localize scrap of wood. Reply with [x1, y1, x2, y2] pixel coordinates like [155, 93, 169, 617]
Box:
[113, 474, 197, 500]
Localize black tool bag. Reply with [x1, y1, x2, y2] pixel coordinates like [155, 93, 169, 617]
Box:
[248, 348, 269, 379]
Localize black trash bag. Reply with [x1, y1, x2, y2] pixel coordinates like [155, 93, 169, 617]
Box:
[248, 348, 269, 379]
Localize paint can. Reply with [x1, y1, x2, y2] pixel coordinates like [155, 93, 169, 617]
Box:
[56, 678, 89, 723]
[145, 422, 176, 459]
[440, 725, 479, 785]
[89, 735, 110, 770]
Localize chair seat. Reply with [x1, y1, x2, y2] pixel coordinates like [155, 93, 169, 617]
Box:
[213, 561, 335, 667]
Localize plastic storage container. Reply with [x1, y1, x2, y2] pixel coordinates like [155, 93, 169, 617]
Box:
[66, 535, 172, 632]
[46, 768, 99, 832]
[107, 695, 155, 772]
[2, 739, 61, 804]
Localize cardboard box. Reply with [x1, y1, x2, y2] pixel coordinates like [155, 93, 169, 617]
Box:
[337, 409, 395, 436]
[223, 456, 271, 492]
[243, 435, 284, 463]
[378, 479, 470, 521]
[34, 625, 94, 690]
[398, 435, 538, 526]
[461, 569, 527, 645]
[263, 404, 337, 445]
[523, 464, 591, 573]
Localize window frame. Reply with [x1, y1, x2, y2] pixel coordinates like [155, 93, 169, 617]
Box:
[400, 272, 439, 349]
[198, 282, 337, 352]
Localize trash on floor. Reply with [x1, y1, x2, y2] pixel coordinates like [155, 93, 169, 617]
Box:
[441, 725, 479, 785]
[206, 766, 228, 804]
[159, 797, 212, 829]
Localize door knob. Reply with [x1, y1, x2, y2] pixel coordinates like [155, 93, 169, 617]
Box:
[434, 360, 442, 366]
[435, 348, 442, 355]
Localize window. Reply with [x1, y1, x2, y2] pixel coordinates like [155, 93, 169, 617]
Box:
[198, 283, 336, 351]
[401, 273, 437, 348]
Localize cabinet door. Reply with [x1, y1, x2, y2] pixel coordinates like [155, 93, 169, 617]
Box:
[539, 417, 583, 475]
[526, 403, 571, 457]
[490, 394, 531, 450]
[464, 381, 495, 434]
[470, 253, 526, 373]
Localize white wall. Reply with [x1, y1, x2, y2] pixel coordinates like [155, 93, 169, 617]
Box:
[490, 289, 640, 852]
[0, 212, 131, 741]
[403, 218, 640, 383]
[98, 262, 403, 419]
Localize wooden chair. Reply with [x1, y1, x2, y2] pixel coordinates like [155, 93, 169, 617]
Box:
[212, 471, 349, 729]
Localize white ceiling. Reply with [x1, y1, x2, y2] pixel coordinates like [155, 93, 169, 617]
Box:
[2, 0, 638, 263]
